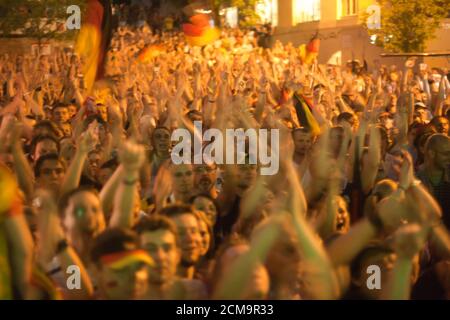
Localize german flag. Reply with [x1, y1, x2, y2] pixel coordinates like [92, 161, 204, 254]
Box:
[75, 0, 112, 92]
[292, 92, 321, 136]
[299, 33, 320, 65]
[183, 13, 220, 47]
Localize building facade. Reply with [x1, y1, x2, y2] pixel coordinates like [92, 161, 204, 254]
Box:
[271, 0, 450, 69]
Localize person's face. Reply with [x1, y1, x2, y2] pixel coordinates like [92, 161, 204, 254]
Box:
[334, 197, 350, 234]
[140, 229, 180, 285]
[193, 196, 217, 225]
[265, 229, 301, 285]
[193, 163, 217, 194]
[68, 105, 77, 118]
[431, 141, 450, 170]
[37, 159, 65, 191]
[86, 152, 101, 178]
[98, 167, 114, 185]
[58, 123, 71, 137]
[53, 107, 70, 124]
[97, 262, 147, 300]
[236, 164, 257, 190]
[198, 219, 210, 256]
[34, 139, 58, 161]
[64, 191, 105, 254]
[433, 118, 449, 135]
[172, 213, 201, 266]
[292, 131, 312, 156]
[152, 128, 171, 154]
[171, 164, 194, 195]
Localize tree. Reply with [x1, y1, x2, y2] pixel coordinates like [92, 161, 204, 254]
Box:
[0, 0, 85, 45]
[211, 0, 262, 28]
[363, 0, 449, 53]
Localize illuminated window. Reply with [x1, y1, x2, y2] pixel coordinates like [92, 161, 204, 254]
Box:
[338, 0, 357, 19]
[292, 0, 321, 24]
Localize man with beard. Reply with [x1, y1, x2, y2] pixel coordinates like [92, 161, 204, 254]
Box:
[135, 215, 207, 299]
[193, 162, 218, 199]
[161, 205, 203, 280]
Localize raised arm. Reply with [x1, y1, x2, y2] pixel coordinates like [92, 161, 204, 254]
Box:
[109, 141, 145, 229]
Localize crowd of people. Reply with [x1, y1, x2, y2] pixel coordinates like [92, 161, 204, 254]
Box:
[0, 15, 449, 300]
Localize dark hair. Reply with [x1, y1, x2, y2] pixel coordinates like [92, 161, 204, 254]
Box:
[337, 112, 355, 124]
[30, 134, 60, 159]
[58, 186, 99, 216]
[424, 133, 450, 153]
[52, 103, 70, 112]
[134, 215, 178, 242]
[291, 127, 311, 137]
[90, 228, 139, 267]
[34, 153, 65, 177]
[430, 116, 449, 128]
[159, 204, 195, 219]
[100, 158, 119, 170]
[83, 115, 106, 130]
[151, 126, 171, 140]
[33, 120, 60, 137]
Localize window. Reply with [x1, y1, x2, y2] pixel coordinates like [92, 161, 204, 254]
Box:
[292, 0, 321, 24]
[337, 0, 357, 19]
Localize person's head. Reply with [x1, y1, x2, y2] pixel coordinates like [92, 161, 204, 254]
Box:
[193, 162, 217, 194]
[190, 194, 218, 225]
[151, 127, 171, 155]
[292, 127, 313, 157]
[333, 196, 350, 234]
[85, 150, 101, 179]
[52, 103, 70, 124]
[31, 135, 60, 162]
[424, 134, 450, 170]
[59, 186, 106, 256]
[134, 215, 180, 285]
[337, 112, 358, 131]
[91, 228, 153, 300]
[213, 235, 270, 299]
[67, 103, 77, 118]
[169, 163, 194, 196]
[33, 120, 61, 139]
[98, 158, 119, 185]
[254, 215, 301, 287]
[430, 116, 449, 135]
[160, 205, 202, 268]
[235, 162, 257, 191]
[34, 153, 66, 192]
[196, 210, 213, 257]
[329, 126, 345, 157]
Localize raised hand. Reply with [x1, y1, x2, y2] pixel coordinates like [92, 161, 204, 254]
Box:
[391, 223, 427, 259]
[118, 140, 146, 174]
[79, 122, 99, 154]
